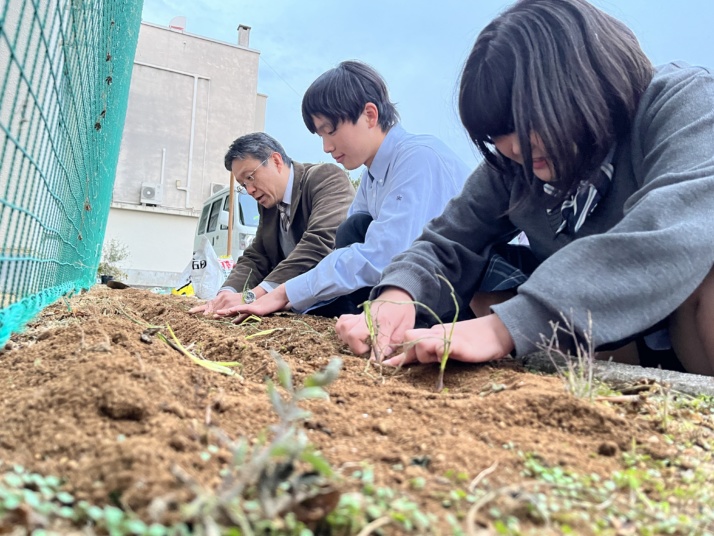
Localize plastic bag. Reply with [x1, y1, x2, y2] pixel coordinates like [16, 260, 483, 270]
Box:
[172, 237, 226, 299]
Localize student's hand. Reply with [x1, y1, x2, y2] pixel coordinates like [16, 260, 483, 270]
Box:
[188, 290, 243, 317]
[335, 287, 416, 361]
[383, 314, 515, 367]
[221, 284, 290, 323]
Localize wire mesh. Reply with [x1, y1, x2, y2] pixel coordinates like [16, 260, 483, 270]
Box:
[0, 0, 142, 345]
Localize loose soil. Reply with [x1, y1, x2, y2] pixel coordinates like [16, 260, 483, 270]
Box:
[0, 286, 709, 533]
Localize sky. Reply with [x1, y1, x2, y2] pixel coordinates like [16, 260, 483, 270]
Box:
[140, 0, 714, 171]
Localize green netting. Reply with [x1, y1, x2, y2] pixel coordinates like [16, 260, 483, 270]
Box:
[0, 0, 142, 345]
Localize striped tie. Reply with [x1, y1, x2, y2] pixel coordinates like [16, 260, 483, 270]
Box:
[277, 202, 289, 232]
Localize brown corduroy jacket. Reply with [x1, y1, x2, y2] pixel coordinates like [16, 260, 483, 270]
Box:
[222, 162, 355, 292]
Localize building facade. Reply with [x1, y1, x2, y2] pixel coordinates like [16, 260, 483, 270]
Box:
[105, 21, 266, 286]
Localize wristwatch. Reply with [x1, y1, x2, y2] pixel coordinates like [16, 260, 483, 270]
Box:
[243, 290, 256, 304]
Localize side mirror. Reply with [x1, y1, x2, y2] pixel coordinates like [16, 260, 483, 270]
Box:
[218, 210, 230, 229]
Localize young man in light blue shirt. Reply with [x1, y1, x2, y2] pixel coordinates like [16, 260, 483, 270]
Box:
[221, 60, 470, 320]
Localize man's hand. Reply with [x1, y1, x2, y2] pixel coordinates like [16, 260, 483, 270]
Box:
[335, 287, 416, 361]
[383, 314, 515, 367]
[219, 284, 290, 323]
[188, 290, 244, 317]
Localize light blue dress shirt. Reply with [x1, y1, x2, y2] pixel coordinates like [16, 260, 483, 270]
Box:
[284, 124, 470, 312]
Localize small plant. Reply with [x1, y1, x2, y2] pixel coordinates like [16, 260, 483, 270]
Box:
[0, 464, 169, 535]
[97, 238, 129, 281]
[174, 353, 343, 533]
[361, 274, 459, 392]
[538, 310, 598, 400]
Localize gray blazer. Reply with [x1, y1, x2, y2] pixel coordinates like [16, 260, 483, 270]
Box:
[223, 162, 355, 292]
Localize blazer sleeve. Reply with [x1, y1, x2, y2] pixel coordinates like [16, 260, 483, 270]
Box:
[262, 163, 355, 284]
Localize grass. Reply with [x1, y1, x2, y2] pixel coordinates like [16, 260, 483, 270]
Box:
[538, 310, 601, 400]
[2, 374, 713, 535]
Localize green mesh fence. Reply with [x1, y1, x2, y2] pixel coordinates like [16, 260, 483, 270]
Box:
[0, 0, 142, 345]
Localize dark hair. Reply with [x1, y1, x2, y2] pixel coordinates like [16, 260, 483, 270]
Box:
[224, 132, 292, 171]
[302, 60, 400, 133]
[459, 0, 654, 194]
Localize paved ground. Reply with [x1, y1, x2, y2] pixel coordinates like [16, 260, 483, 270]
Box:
[521, 352, 714, 397]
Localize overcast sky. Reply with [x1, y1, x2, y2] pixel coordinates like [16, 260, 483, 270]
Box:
[140, 0, 714, 171]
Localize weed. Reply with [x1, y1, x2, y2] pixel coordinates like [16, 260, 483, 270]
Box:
[97, 238, 129, 281]
[0, 464, 171, 535]
[174, 353, 343, 533]
[538, 310, 598, 400]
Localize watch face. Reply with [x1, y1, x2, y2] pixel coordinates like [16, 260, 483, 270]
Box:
[243, 290, 256, 304]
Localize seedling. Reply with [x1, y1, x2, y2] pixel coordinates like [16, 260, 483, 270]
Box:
[176, 354, 343, 532]
[159, 324, 242, 376]
[360, 274, 459, 391]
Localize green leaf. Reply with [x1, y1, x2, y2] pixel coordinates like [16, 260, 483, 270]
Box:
[300, 450, 333, 477]
[304, 358, 342, 388]
[124, 519, 148, 533]
[103, 505, 125, 527]
[56, 491, 74, 504]
[276, 357, 293, 392]
[295, 387, 328, 401]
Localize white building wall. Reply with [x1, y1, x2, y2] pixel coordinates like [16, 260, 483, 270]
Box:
[105, 22, 265, 286]
[104, 205, 197, 287]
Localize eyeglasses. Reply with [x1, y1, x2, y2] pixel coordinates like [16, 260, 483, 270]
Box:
[237, 155, 271, 189]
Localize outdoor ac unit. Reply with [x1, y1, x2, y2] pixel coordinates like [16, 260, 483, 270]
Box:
[210, 182, 226, 196]
[140, 183, 163, 205]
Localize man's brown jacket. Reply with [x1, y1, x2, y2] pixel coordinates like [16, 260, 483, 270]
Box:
[223, 162, 354, 292]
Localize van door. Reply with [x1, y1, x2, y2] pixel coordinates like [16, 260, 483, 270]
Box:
[230, 192, 259, 257]
[200, 195, 227, 253]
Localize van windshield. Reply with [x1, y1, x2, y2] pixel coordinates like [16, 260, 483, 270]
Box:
[240, 195, 260, 227]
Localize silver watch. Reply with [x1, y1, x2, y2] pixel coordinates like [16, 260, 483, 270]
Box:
[243, 290, 256, 304]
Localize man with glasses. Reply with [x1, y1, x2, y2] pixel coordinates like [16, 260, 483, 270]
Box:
[189, 132, 354, 316]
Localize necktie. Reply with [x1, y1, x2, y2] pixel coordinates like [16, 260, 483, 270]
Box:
[277, 202, 289, 232]
[544, 145, 616, 236]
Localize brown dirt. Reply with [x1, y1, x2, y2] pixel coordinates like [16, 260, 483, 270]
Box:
[0, 286, 690, 532]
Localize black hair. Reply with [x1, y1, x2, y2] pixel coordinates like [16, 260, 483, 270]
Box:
[224, 132, 292, 171]
[302, 60, 400, 133]
[459, 0, 654, 195]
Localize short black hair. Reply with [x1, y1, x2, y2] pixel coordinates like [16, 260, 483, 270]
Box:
[224, 132, 292, 171]
[302, 60, 400, 133]
[459, 0, 653, 195]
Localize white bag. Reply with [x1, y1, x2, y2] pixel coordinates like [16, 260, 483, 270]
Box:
[176, 237, 226, 300]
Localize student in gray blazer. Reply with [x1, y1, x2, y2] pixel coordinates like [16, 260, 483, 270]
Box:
[190, 132, 354, 317]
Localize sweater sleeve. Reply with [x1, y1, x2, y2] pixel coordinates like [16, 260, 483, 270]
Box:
[375, 162, 518, 317]
[492, 64, 714, 355]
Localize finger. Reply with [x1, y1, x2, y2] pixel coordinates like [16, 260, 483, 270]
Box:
[232, 313, 250, 324]
[188, 304, 207, 314]
[382, 351, 416, 367]
[413, 337, 443, 364]
[216, 307, 240, 317]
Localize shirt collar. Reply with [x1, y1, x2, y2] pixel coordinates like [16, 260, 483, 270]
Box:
[367, 123, 405, 182]
[282, 164, 295, 206]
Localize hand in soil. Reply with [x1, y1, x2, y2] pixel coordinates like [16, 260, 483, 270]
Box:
[383, 314, 516, 367]
[189, 290, 245, 316]
[335, 288, 416, 361]
[222, 284, 290, 323]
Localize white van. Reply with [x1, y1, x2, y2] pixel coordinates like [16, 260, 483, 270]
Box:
[194, 186, 259, 258]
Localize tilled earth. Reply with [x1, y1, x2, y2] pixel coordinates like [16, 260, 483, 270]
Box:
[0, 286, 710, 533]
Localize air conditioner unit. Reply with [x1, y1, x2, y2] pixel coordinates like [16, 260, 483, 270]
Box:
[210, 182, 227, 196]
[140, 183, 163, 205]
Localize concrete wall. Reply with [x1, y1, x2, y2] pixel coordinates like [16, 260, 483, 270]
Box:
[104, 205, 198, 287]
[106, 22, 266, 286]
